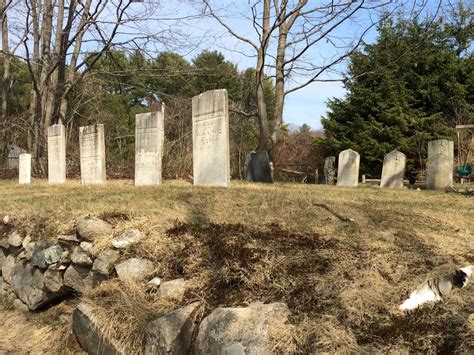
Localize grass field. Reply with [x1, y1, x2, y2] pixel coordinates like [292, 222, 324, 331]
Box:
[0, 179, 473, 353]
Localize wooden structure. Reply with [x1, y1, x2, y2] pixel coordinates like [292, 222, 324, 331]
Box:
[455, 124, 474, 167]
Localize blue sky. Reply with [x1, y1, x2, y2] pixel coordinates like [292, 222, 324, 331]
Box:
[120, 1, 451, 130]
[168, 0, 387, 131]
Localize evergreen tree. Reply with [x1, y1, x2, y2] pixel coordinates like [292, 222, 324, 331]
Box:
[321, 9, 473, 175]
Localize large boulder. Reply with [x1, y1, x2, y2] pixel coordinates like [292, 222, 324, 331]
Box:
[71, 246, 93, 266]
[10, 261, 69, 310]
[64, 265, 102, 294]
[157, 278, 187, 301]
[145, 302, 202, 355]
[2, 255, 16, 283]
[73, 303, 121, 355]
[76, 216, 113, 241]
[194, 302, 290, 355]
[30, 242, 62, 269]
[111, 229, 143, 249]
[44, 264, 67, 293]
[92, 249, 120, 275]
[115, 258, 153, 282]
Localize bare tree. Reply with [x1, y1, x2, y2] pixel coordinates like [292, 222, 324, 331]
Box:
[0, 0, 13, 168]
[203, 0, 397, 153]
[7, 0, 170, 173]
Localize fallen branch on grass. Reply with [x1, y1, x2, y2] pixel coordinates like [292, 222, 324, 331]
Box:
[313, 203, 355, 223]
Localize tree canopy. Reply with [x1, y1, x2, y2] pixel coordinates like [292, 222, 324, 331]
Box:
[321, 7, 473, 175]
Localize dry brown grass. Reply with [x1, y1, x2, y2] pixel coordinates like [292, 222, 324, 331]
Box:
[82, 279, 179, 354]
[0, 302, 82, 354]
[0, 179, 473, 353]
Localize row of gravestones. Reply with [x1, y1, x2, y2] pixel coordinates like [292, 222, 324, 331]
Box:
[323, 140, 455, 189]
[16, 88, 454, 190]
[17, 90, 231, 186]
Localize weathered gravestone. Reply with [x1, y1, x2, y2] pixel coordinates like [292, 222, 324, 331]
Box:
[427, 139, 454, 190]
[324, 156, 336, 185]
[336, 149, 359, 187]
[135, 107, 165, 186]
[79, 124, 106, 185]
[192, 89, 230, 187]
[380, 150, 406, 189]
[245, 151, 273, 183]
[19, 153, 31, 184]
[48, 124, 66, 184]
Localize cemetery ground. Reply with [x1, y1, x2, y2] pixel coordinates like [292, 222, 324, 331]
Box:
[0, 180, 473, 353]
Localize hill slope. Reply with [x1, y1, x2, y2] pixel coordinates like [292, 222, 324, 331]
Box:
[0, 180, 473, 353]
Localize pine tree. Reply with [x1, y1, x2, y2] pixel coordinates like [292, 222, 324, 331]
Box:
[321, 9, 473, 175]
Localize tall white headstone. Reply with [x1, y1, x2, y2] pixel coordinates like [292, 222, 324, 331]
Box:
[48, 124, 66, 184]
[19, 153, 31, 184]
[192, 89, 230, 187]
[79, 124, 106, 185]
[427, 139, 454, 190]
[135, 107, 165, 186]
[337, 149, 360, 187]
[380, 149, 406, 189]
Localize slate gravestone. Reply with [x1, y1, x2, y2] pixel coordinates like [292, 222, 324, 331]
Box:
[380, 149, 406, 189]
[7, 146, 21, 169]
[48, 124, 66, 184]
[324, 156, 336, 185]
[135, 107, 165, 186]
[192, 89, 230, 187]
[427, 139, 454, 190]
[244, 151, 273, 183]
[19, 153, 31, 184]
[79, 124, 106, 185]
[336, 149, 359, 187]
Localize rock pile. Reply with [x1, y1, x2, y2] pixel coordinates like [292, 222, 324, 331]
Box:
[0, 215, 144, 310]
[1, 214, 291, 354]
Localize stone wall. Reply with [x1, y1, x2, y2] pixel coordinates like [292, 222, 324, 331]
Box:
[0, 214, 289, 354]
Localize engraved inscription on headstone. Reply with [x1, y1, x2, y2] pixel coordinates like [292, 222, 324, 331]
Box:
[427, 139, 454, 190]
[48, 124, 66, 184]
[79, 124, 106, 185]
[380, 149, 406, 189]
[19, 153, 31, 184]
[135, 108, 165, 186]
[336, 149, 360, 187]
[192, 89, 230, 187]
[324, 156, 336, 185]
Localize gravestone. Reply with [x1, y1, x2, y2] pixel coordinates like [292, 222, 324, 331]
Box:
[427, 140, 454, 190]
[336, 149, 359, 187]
[324, 156, 336, 185]
[192, 89, 230, 187]
[245, 151, 273, 183]
[19, 153, 31, 184]
[79, 124, 106, 185]
[135, 107, 165, 186]
[48, 124, 66, 184]
[380, 149, 406, 189]
[7, 146, 21, 169]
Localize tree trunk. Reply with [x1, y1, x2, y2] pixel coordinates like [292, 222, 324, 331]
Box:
[255, 0, 271, 152]
[59, 0, 92, 123]
[0, 0, 11, 168]
[272, 26, 288, 150]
